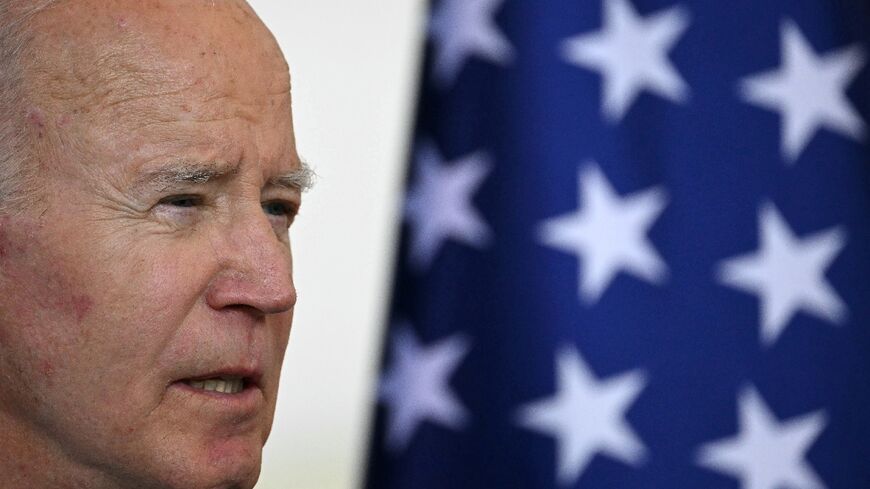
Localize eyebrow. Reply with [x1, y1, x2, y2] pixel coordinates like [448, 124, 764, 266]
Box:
[134, 159, 316, 193]
[270, 160, 316, 192]
[133, 160, 239, 193]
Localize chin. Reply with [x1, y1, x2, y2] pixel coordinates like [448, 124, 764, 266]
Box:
[199, 436, 264, 488]
[149, 432, 265, 489]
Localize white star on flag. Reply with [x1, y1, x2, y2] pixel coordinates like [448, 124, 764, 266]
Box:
[740, 19, 867, 162]
[697, 386, 828, 489]
[561, 0, 691, 122]
[538, 162, 669, 304]
[405, 142, 493, 271]
[378, 325, 472, 451]
[516, 346, 648, 485]
[717, 202, 847, 346]
[429, 0, 514, 88]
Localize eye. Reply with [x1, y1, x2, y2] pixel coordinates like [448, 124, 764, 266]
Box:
[158, 195, 203, 208]
[152, 195, 205, 227]
[262, 200, 298, 228]
[262, 201, 291, 216]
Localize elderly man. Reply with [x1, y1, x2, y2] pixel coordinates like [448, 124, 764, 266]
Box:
[0, 0, 312, 487]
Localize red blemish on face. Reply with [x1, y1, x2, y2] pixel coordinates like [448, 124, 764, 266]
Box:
[40, 360, 54, 378]
[71, 295, 94, 323]
[116, 16, 128, 29]
[56, 114, 71, 127]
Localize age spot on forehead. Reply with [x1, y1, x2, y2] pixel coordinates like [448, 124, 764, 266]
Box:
[27, 108, 46, 128]
[26, 107, 47, 139]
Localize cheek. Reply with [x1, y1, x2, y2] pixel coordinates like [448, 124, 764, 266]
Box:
[97, 243, 219, 369]
[0, 220, 197, 388]
[0, 259, 89, 358]
[1, 262, 95, 341]
[0, 226, 111, 435]
[0, 225, 220, 454]
[0, 221, 94, 326]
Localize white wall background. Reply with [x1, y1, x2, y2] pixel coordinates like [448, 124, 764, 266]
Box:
[247, 2, 428, 488]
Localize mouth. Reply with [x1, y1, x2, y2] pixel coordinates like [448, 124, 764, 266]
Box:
[174, 369, 263, 397]
[168, 368, 266, 418]
[185, 376, 247, 394]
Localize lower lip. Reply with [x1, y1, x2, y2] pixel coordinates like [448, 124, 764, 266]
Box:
[170, 381, 264, 414]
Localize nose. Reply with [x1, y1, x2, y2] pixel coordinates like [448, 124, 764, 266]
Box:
[205, 211, 297, 315]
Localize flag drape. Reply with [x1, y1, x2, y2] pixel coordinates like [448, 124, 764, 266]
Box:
[366, 1, 870, 487]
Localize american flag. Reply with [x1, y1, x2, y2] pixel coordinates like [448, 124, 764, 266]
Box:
[365, 0, 870, 487]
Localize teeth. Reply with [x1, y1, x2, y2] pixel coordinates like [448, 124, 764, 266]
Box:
[186, 377, 244, 394]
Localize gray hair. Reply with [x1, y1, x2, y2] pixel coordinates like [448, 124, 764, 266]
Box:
[0, 0, 59, 211]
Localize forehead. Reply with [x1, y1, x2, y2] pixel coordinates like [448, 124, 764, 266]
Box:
[22, 0, 299, 179]
[26, 0, 289, 92]
[25, 0, 290, 111]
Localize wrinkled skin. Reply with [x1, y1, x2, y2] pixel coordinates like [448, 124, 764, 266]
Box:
[0, 1, 303, 488]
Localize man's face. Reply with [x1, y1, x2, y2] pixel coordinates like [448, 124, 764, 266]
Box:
[0, 1, 303, 487]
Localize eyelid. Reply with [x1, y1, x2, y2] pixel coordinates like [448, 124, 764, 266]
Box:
[156, 194, 204, 207]
[262, 200, 300, 231]
[263, 198, 299, 214]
